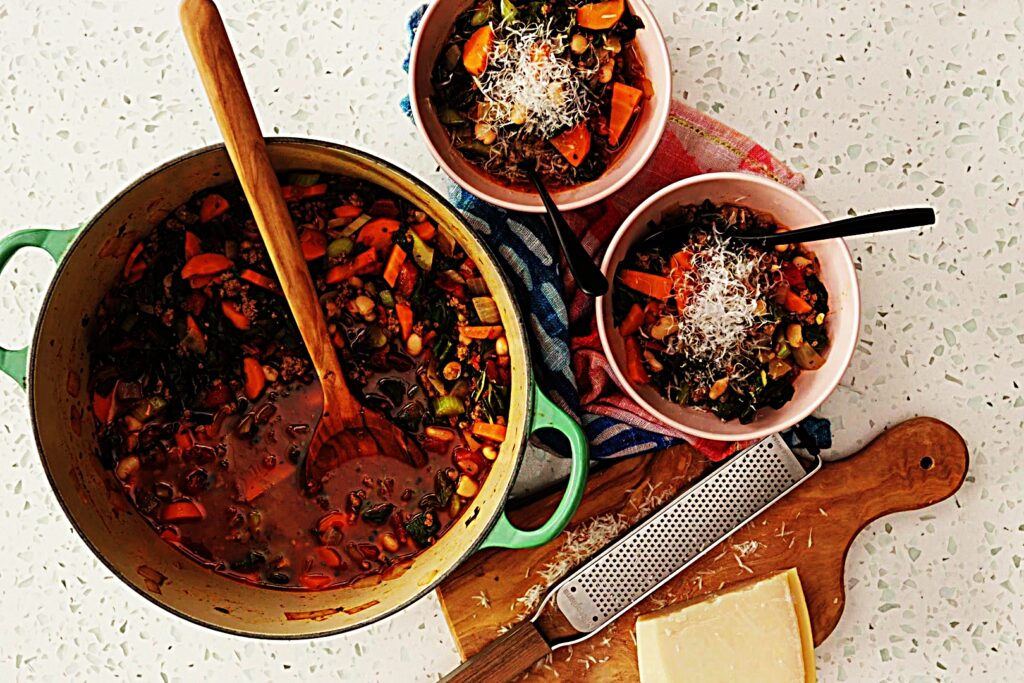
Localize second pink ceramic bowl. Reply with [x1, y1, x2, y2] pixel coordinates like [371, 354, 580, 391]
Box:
[597, 172, 861, 441]
[409, 0, 671, 213]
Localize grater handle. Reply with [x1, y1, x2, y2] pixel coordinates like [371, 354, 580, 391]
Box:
[440, 620, 550, 683]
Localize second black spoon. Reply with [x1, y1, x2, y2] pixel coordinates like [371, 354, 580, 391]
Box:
[733, 206, 936, 246]
[523, 165, 609, 297]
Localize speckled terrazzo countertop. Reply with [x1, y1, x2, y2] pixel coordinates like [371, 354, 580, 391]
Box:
[1, 1, 1021, 681]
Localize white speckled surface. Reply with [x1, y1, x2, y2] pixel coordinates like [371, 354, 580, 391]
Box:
[1, 1, 1021, 680]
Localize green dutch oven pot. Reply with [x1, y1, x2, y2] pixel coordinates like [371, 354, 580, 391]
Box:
[0, 139, 588, 637]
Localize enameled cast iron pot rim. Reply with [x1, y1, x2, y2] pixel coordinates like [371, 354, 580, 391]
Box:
[6, 138, 587, 639]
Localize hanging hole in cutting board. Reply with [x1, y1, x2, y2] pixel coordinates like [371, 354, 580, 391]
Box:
[920, 456, 935, 470]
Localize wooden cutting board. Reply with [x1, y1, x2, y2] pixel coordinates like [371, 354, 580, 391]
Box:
[436, 417, 968, 681]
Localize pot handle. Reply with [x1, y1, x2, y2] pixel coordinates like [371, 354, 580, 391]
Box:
[0, 227, 80, 387]
[478, 385, 589, 550]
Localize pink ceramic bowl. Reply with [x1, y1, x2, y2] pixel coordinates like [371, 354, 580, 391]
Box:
[409, 0, 671, 213]
[597, 173, 861, 441]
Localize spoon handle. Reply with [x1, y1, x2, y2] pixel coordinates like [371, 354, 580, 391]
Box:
[180, 0, 356, 415]
[526, 169, 609, 297]
[738, 207, 936, 246]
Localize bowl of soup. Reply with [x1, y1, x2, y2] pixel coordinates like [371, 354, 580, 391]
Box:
[409, 0, 672, 212]
[597, 173, 861, 441]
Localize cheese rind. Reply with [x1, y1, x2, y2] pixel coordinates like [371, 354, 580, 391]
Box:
[635, 568, 816, 683]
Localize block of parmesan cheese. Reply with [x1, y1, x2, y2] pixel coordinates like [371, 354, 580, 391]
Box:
[635, 568, 816, 683]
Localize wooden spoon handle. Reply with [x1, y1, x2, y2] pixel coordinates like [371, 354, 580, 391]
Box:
[179, 0, 356, 416]
[440, 620, 551, 683]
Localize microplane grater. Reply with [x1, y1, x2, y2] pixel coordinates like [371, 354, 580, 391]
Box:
[539, 433, 820, 644]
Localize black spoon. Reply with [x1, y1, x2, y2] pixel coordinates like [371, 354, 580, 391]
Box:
[734, 206, 935, 246]
[523, 164, 609, 297]
[640, 206, 936, 252]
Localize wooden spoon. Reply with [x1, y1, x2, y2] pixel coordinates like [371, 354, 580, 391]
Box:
[180, 0, 425, 494]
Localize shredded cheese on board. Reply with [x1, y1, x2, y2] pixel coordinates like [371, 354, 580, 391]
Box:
[513, 483, 675, 615]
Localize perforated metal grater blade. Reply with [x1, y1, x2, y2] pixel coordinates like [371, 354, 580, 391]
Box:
[545, 433, 820, 641]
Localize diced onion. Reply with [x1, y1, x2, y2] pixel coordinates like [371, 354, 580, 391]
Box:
[472, 297, 501, 324]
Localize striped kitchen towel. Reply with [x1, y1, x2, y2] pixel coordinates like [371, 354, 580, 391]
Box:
[402, 6, 826, 461]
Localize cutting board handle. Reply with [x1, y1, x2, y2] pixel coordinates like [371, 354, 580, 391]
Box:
[811, 416, 968, 521]
[440, 619, 551, 683]
[789, 416, 968, 644]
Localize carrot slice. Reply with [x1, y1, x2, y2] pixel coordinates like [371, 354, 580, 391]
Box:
[316, 546, 343, 568]
[624, 336, 649, 385]
[161, 500, 204, 522]
[122, 242, 145, 283]
[383, 245, 407, 288]
[619, 270, 673, 300]
[459, 325, 504, 340]
[184, 231, 202, 260]
[221, 300, 250, 330]
[577, 0, 624, 29]
[242, 357, 265, 400]
[240, 268, 279, 293]
[199, 194, 229, 222]
[299, 229, 327, 261]
[303, 183, 327, 197]
[332, 204, 362, 220]
[619, 303, 645, 337]
[463, 25, 494, 76]
[783, 290, 813, 313]
[325, 249, 378, 284]
[299, 573, 333, 590]
[281, 184, 328, 202]
[159, 529, 181, 544]
[471, 421, 507, 443]
[411, 221, 436, 241]
[395, 302, 414, 341]
[357, 218, 401, 252]
[670, 250, 693, 271]
[550, 123, 591, 167]
[608, 82, 643, 146]
[181, 253, 233, 280]
[92, 390, 114, 424]
[174, 426, 195, 452]
[781, 261, 806, 290]
[190, 274, 215, 289]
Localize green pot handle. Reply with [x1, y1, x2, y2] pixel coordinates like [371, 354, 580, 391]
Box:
[0, 227, 80, 388]
[478, 384, 589, 550]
